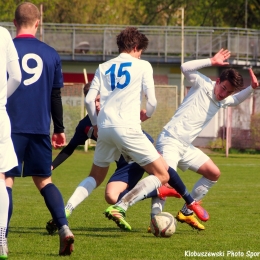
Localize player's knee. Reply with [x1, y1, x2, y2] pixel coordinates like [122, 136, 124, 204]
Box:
[156, 171, 170, 184]
[105, 193, 117, 204]
[204, 168, 221, 181]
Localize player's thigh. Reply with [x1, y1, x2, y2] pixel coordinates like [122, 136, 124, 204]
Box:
[179, 145, 210, 173]
[117, 127, 160, 167]
[94, 128, 122, 167]
[0, 114, 17, 173]
[156, 131, 183, 170]
[23, 135, 52, 177]
[196, 159, 221, 181]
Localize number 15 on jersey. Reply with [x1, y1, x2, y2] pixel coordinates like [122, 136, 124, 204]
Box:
[105, 62, 132, 91]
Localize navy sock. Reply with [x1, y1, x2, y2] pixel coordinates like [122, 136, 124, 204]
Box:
[167, 167, 194, 205]
[6, 187, 13, 238]
[146, 189, 158, 198]
[40, 183, 67, 229]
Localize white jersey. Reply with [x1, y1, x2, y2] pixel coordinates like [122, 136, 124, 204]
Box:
[163, 58, 254, 145]
[0, 27, 19, 110]
[0, 26, 20, 172]
[90, 53, 154, 128]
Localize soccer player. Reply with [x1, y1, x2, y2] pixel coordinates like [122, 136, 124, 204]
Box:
[45, 83, 181, 235]
[86, 27, 208, 231]
[0, 26, 21, 259]
[5, 2, 74, 256]
[154, 48, 259, 230]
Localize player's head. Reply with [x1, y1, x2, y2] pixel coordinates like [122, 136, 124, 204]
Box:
[83, 82, 92, 97]
[14, 2, 40, 29]
[117, 27, 149, 57]
[214, 68, 244, 101]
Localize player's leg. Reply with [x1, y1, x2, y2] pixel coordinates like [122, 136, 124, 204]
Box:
[105, 162, 145, 204]
[5, 177, 14, 241]
[46, 132, 117, 234]
[1, 122, 21, 257]
[0, 174, 9, 259]
[183, 159, 219, 214]
[64, 131, 120, 215]
[153, 132, 209, 226]
[177, 145, 218, 230]
[104, 128, 169, 230]
[65, 164, 109, 215]
[5, 133, 28, 243]
[28, 134, 74, 256]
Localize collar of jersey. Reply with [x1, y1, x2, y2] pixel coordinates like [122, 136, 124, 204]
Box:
[15, 34, 35, 38]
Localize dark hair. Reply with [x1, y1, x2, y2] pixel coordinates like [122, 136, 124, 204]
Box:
[15, 2, 40, 27]
[219, 68, 244, 90]
[83, 82, 91, 96]
[116, 27, 149, 53]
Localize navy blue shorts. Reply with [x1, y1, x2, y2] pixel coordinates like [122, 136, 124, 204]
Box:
[5, 133, 52, 177]
[107, 162, 145, 190]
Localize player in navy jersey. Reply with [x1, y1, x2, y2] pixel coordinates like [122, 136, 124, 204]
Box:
[45, 83, 181, 235]
[0, 26, 21, 259]
[5, 2, 74, 256]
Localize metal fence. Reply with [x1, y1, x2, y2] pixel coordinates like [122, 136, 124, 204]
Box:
[1, 22, 260, 65]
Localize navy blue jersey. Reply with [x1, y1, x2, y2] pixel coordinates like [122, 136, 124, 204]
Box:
[7, 36, 63, 134]
[70, 116, 97, 146]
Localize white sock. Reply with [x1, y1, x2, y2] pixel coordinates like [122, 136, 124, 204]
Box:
[66, 176, 96, 211]
[182, 176, 216, 215]
[116, 175, 161, 211]
[150, 197, 166, 218]
[0, 179, 8, 245]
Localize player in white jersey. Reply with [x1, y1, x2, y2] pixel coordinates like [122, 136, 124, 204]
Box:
[0, 26, 21, 259]
[86, 27, 208, 231]
[154, 48, 259, 230]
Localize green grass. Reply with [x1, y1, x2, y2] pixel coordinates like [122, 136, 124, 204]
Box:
[8, 150, 260, 259]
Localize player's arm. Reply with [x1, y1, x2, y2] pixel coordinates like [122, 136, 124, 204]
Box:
[52, 142, 78, 170]
[7, 59, 21, 98]
[6, 29, 21, 98]
[143, 88, 157, 119]
[227, 68, 259, 106]
[85, 88, 99, 138]
[181, 48, 230, 84]
[51, 88, 66, 148]
[142, 63, 157, 119]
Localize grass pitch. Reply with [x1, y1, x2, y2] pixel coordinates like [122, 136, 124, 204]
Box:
[8, 150, 260, 259]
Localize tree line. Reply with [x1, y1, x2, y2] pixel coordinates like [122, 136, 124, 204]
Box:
[1, 0, 260, 29]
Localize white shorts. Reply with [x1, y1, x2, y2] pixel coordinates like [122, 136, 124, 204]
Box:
[156, 130, 209, 172]
[0, 112, 18, 173]
[94, 127, 160, 167]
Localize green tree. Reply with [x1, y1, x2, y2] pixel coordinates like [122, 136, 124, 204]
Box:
[0, 0, 259, 29]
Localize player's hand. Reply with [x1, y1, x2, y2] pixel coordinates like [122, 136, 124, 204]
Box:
[52, 133, 66, 149]
[249, 68, 259, 89]
[140, 109, 150, 122]
[210, 48, 230, 66]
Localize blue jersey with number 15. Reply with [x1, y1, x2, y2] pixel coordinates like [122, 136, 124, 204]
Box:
[6, 36, 63, 135]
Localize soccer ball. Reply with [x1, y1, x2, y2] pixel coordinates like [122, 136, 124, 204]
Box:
[150, 212, 177, 238]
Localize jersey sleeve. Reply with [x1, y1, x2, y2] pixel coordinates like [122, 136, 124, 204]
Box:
[224, 85, 254, 107]
[52, 51, 63, 88]
[181, 58, 212, 85]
